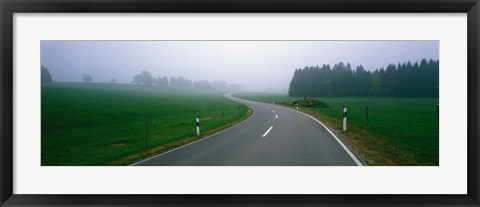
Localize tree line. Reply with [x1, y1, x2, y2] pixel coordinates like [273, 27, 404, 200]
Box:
[41, 67, 245, 92]
[131, 70, 245, 92]
[288, 59, 439, 97]
[41, 66, 245, 91]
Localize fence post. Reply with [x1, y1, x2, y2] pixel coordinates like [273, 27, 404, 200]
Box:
[145, 116, 148, 149]
[343, 106, 347, 132]
[196, 118, 200, 136]
[366, 105, 369, 129]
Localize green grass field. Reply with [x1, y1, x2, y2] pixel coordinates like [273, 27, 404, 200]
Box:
[41, 83, 250, 166]
[233, 92, 439, 166]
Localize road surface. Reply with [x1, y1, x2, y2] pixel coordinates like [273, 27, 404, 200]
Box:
[134, 94, 362, 166]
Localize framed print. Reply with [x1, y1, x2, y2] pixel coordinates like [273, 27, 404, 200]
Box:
[1, 0, 479, 206]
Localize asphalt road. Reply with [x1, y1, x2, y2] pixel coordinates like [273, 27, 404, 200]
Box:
[134, 94, 362, 166]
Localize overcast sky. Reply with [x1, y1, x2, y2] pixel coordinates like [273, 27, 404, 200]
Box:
[41, 41, 439, 91]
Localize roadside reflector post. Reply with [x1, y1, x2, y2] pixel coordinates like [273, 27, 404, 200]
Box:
[343, 106, 347, 132]
[196, 118, 200, 136]
[296, 103, 299, 110]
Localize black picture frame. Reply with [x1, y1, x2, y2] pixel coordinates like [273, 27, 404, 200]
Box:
[1, 0, 479, 206]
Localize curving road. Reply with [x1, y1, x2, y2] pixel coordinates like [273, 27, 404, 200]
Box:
[134, 94, 362, 166]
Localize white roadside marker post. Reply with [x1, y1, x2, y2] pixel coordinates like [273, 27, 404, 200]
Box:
[343, 106, 347, 132]
[196, 118, 200, 136]
[296, 103, 299, 110]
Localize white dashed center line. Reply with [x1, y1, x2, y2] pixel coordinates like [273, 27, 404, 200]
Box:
[262, 126, 273, 137]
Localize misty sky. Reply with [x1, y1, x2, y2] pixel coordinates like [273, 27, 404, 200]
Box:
[41, 41, 439, 91]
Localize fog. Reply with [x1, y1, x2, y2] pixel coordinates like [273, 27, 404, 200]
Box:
[41, 41, 438, 92]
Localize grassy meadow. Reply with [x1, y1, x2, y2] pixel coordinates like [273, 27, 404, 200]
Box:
[233, 92, 439, 166]
[41, 83, 250, 166]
